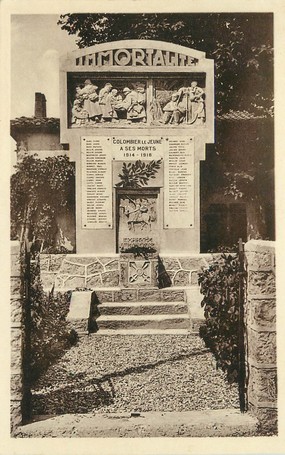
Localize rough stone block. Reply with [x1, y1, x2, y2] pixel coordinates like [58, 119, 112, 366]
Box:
[68, 257, 94, 265]
[101, 271, 120, 286]
[173, 270, 190, 286]
[248, 403, 277, 434]
[114, 289, 137, 302]
[191, 271, 199, 285]
[11, 328, 22, 352]
[86, 275, 102, 287]
[101, 257, 119, 266]
[248, 366, 277, 404]
[249, 298, 276, 329]
[138, 289, 161, 301]
[161, 289, 185, 302]
[10, 400, 22, 431]
[60, 261, 86, 275]
[161, 258, 180, 270]
[11, 351, 22, 370]
[95, 291, 114, 303]
[248, 329, 276, 365]
[86, 262, 104, 274]
[179, 257, 205, 270]
[11, 254, 20, 274]
[246, 251, 273, 270]
[11, 298, 22, 323]
[11, 278, 21, 295]
[248, 271, 275, 296]
[104, 260, 119, 271]
[49, 254, 66, 271]
[67, 318, 89, 334]
[11, 373, 22, 398]
[62, 276, 86, 289]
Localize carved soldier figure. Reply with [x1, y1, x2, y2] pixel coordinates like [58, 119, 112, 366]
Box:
[71, 99, 89, 126]
[160, 93, 183, 125]
[79, 79, 102, 123]
[99, 82, 113, 121]
[115, 87, 146, 122]
[177, 81, 205, 124]
[106, 88, 120, 121]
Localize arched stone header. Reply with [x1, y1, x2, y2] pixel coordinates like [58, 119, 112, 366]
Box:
[60, 39, 214, 139]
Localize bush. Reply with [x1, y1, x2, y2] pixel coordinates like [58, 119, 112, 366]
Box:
[28, 256, 77, 383]
[198, 253, 240, 383]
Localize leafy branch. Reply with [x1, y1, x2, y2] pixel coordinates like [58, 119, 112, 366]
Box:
[116, 159, 162, 188]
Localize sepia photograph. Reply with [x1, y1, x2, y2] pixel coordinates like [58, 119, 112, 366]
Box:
[2, 0, 285, 453]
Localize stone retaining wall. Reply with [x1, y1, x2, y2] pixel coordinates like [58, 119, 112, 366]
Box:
[244, 240, 277, 433]
[10, 241, 23, 433]
[159, 255, 212, 287]
[40, 254, 120, 290]
[40, 253, 214, 290]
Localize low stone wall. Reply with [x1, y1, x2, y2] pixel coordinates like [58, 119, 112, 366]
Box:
[10, 241, 23, 433]
[245, 240, 277, 433]
[40, 254, 120, 290]
[40, 253, 214, 290]
[159, 255, 213, 287]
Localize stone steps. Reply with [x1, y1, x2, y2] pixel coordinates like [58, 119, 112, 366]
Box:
[95, 287, 185, 303]
[96, 313, 190, 331]
[98, 301, 188, 315]
[92, 328, 192, 335]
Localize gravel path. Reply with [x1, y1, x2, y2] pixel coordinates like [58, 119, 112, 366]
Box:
[32, 334, 239, 415]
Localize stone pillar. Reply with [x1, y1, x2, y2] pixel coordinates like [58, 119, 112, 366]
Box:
[10, 241, 23, 433]
[244, 240, 277, 432]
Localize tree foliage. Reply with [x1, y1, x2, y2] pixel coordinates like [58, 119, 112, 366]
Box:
[58, 13, 273, 116]
[11, 155, 75, 251]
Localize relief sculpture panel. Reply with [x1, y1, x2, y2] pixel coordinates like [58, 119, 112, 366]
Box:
[68, 75, 206, 128]
[71, 79, 147, 127]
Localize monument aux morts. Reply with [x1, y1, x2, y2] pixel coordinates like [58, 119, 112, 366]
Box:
[60, 40, 214, 254]
[42, 40, 214, 332]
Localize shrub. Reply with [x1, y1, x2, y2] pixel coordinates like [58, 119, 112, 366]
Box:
[198, 253, 240, 383]
[28, 256, 77, 383]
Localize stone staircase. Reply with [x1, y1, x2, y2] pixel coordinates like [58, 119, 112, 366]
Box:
[94, 287, 191, 333]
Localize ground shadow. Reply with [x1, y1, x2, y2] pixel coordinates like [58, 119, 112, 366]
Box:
[32, 348, 208, 416]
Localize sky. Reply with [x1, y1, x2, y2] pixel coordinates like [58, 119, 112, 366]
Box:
[11, 15, 78, 118]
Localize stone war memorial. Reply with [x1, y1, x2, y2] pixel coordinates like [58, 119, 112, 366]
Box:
[10, 32, 277, 438]
[38, 40, 214, 333]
